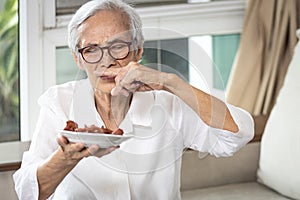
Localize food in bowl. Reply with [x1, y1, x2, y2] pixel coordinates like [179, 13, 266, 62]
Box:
[63, 120, 124, 135]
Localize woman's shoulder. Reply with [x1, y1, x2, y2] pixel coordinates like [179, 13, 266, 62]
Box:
[38, 79, 90, 106]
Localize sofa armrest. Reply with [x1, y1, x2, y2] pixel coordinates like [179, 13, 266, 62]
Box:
[180, 142, 260, 191]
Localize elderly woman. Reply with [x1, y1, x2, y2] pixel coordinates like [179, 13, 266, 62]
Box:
[14, 0, 254, 199]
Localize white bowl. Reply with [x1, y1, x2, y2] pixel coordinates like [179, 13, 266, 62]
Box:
[58, 130, 134, 148]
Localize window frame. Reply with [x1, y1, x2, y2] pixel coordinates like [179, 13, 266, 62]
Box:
[19, 0, 246, 141]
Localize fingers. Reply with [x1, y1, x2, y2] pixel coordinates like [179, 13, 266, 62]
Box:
[111, 64, 150, 96]
[111, 83, 142, 96]
[57, 135, 85, 151]
[93, 67, 121, 77]
[111, 86, 130, 96]
[87, 145, 119, 157]
[57, 136, 86, 159]
[96, 61, 161, 96]
[57, 136, 119, 161]
[57, 136, 69, 151]
[116, 62, 165, 96]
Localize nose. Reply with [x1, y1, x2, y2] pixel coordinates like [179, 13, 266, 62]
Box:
[100, 49, 116, 68]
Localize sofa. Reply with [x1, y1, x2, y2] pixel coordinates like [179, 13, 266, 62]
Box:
[180, 30, 300, 200]
[180, 142, 291, 200]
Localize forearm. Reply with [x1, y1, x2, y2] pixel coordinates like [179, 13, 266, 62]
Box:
[37, 147, 80, 200]
[162, 73, 238, 132]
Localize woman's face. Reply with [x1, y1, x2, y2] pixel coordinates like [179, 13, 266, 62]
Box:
[75, 10, 141, 94]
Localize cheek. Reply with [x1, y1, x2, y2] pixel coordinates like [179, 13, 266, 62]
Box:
[119, 52, 137, 66]
[82, 65, 98, 80]
[76, 55, 86, 70]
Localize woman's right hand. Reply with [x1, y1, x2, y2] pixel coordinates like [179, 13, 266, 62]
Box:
[57, 135, 119, 165]
[56, 135, 89, 165]
[37, 136, 118, 200]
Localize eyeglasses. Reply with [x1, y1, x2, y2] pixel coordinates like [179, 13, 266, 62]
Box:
[78, 41, 132, 64]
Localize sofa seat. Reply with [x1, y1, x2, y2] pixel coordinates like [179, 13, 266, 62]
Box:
[179, 142, 293, 200]
[181, 182, 291, 200]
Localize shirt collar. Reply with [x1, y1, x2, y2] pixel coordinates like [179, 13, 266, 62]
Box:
[129, 92, 155, 126]
[71, 79, 155, 133]
[71, 79, 99, 127]
[119, 91, 155, 134]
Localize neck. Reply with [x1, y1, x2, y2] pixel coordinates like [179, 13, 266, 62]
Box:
[94, 90, 132, 130]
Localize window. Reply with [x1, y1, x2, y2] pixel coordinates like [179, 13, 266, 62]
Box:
[0, 0, 19, 142]
[56, 47, 86, 84]
[142, 38, 189, 81]
[189, 34, 240, 91]
[56, 0, 186, 15]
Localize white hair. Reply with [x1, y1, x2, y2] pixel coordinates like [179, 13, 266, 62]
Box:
[68, 0, 144, 54]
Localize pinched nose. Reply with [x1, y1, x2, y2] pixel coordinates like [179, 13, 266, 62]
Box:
[99, 50, 116, 68]
[93, 68, 119, 77]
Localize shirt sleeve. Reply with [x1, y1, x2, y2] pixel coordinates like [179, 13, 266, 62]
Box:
[13, 87, 68, 200]
[13, 151, 42, 200]
[178, 96, 254, 157]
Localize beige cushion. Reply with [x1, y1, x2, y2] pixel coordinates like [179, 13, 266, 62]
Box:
[181, 182, 291, 200]
[180, 142, 260, 190]
[257, 31, 300, 199]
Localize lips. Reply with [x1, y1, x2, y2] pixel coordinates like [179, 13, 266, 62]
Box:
[94, 70, 117, 82]
[99, 75, 116, 82]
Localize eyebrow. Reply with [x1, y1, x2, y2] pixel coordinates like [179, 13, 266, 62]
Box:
[107, 38, 129, 44]
[84, 39, 129, 47]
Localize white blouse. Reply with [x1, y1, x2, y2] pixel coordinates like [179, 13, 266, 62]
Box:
[13, 79, 254, 200]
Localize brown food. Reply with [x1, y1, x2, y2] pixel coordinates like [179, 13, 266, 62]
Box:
[63, 120, 124, 135]
[63, 120, 78, 131]
[112, 128, 124, 135]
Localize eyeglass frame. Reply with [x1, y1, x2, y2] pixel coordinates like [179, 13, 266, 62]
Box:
[77, 41, 133, 64]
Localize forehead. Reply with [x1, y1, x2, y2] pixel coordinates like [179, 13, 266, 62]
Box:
[78, 10, 131, 46]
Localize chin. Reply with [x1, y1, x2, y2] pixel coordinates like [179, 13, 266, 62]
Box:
[94, 85, 115, 94]
[92, 78, 115, 93]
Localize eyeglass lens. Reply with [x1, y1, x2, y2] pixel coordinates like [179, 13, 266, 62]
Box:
[81, 42, 130, 63]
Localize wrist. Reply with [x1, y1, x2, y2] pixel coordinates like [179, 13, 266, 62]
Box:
[160, 72, 178, 92]
[37, 148, 80, 200]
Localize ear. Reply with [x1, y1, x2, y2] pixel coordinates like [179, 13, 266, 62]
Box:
[136, 48, 144, 61]
[72, 51, 84, 70]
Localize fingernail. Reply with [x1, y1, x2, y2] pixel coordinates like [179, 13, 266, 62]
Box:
[111, 87, 118, 96]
